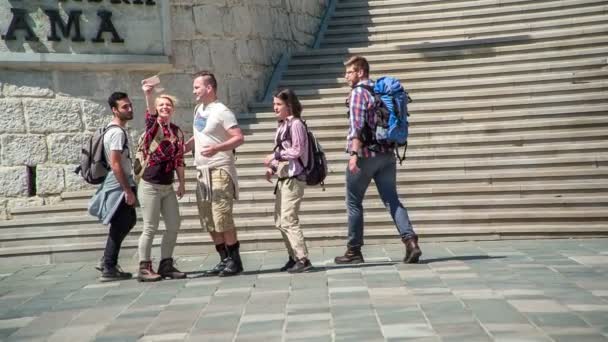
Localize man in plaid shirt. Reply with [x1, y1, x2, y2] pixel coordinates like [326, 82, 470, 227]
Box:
[335, 56, 422, 265]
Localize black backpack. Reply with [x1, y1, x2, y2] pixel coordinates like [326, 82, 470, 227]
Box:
[74, 125, 128, 185]
[276, 119, 327, 189]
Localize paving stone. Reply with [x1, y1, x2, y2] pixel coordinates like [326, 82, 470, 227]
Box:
[526, 312, 591, 327]
[508, 299, 569, 313]
[0, 241, 606, 341]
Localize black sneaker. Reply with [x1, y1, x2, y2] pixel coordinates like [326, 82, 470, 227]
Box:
[99, 266, 132, 282]
[202, 260, 227, 277]
[280, 257, 296, 272]
[96, 258, 127, 274]
[95, 257, 103, 272]
[288, 259, 312, 273]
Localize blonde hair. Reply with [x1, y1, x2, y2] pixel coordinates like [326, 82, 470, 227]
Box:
[155, 94, 177, 107]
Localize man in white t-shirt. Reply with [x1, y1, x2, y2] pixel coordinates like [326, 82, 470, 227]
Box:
[99, 92, 137, 282]
[186, 71, 245, 277]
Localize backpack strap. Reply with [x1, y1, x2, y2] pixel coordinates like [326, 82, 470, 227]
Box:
[395, 142, 408, 165]
[105, 124, 130, 155]
[356, 84, 374, 95]
[273, 119, 307, 171]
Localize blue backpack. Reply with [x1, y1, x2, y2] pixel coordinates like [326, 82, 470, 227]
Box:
[357, 76, 412, 164]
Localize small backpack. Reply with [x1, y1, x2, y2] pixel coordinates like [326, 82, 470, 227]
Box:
[356, 77, 412, 164]
[74, 125, 128, 185]
[276, 119, 328, 189]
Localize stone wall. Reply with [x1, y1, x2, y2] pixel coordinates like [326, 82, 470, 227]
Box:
[0, 0, 328, 216]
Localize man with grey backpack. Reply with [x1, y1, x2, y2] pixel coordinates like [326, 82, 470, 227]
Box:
[83, 92, 137, 282]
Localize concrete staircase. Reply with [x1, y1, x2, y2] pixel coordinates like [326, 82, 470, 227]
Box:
[2, 0, 607, 264]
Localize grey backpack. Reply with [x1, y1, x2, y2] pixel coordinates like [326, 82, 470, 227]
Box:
[75, 125, 127, 185]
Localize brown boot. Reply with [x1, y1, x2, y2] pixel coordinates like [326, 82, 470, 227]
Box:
[334, 246, 364, 264]
[403, 236, 422, 264]
[158, 258, 187, 279]
[137, 261, 162, 282]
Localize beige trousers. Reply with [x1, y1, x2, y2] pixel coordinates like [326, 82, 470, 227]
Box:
[274, 177, 309, 260]
[137, 180, 181, 261]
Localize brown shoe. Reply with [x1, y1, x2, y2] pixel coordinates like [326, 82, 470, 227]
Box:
[334, 247, 364, 264]
[138, 261, 162, 282]
[403, 236, 422, 264]
[158, 258, 186, 279]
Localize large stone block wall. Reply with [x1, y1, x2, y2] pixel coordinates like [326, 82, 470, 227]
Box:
[0, 0, 328, 216]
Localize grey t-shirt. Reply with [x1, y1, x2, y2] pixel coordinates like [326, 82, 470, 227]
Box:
[103, 125, 132, 176]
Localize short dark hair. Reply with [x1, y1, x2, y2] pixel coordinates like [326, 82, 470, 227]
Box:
[273, 88, 302, 118]
[345, 56, 370, 77]
[193, 71, 218, 91]
[108, 92, 129, 109]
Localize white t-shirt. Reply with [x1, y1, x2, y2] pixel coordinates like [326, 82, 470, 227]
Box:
[103, 125, 132, 176]
[193, 101, 238, 169]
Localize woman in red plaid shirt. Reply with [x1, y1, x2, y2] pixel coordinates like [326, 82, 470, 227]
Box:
[136, 80, 187, 282]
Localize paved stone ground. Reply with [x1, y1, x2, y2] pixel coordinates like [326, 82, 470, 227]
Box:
[1, 239, 608, 342]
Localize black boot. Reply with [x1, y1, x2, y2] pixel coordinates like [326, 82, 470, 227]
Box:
[280, 256, 296, 272]
[288, 258, 312, 273]
[219, 242, 243, 277]
[334, 246, 364, 264]
[158, 258, 186, 279]
[403, 236, 422, 264]
[203, 243, 228, 276]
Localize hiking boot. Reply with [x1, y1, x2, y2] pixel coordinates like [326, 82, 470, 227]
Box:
[219, 242, 243, 277]
[203, 244, 228, 276]
[99, 266, 132, 282]
[403, 236, 422, 264]
[288, 259, 312, 273]
[203, 260, 227, 276]
[280, 257, 296, 272]
[137, 261, 162, 282]
[334, 247, 364, 264]
[158, 258, 186, 279]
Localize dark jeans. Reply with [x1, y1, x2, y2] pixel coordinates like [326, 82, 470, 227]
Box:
[346, 152, 416, 248]
[103, 194, 137, 270]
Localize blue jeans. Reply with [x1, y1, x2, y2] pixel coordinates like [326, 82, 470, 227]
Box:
[346, 152, 416, 248]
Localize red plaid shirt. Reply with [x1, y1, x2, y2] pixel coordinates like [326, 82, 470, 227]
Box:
[143, 111, 185, 173]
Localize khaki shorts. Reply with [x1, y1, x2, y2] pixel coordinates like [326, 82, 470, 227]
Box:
[196, 168, 236, 232]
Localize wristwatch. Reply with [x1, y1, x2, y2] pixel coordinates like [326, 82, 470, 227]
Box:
[349, 151, 359, 158]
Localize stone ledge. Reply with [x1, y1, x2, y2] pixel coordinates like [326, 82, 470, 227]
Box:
[0, 53, 173, 72]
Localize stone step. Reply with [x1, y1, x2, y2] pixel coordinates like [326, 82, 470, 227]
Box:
[334, 0, 502, 11]
[240, 103, 607, 125]
[289, 33, 608, 67]
[274, 72, 608, 107]
[10, 191, 608, 223]
[15, 181, 608, 218]
[241, 110, 608, 139]
[278, 57, 608, 89]
[38, 166, 608, 212]
[328, 0, 605, 24]
[283, 45, 608, 79]
[3, 202, 608, 236]
[241, 112, 608, 140]
[326, 2, 606, 35]
[293, 24, 608, 58]
[3, 223, 608, 260]
[1, 207, 607, 250]
[323, 10, 607, 47]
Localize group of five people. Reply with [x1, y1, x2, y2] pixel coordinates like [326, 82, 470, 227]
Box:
[92, 56, 422, 282]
